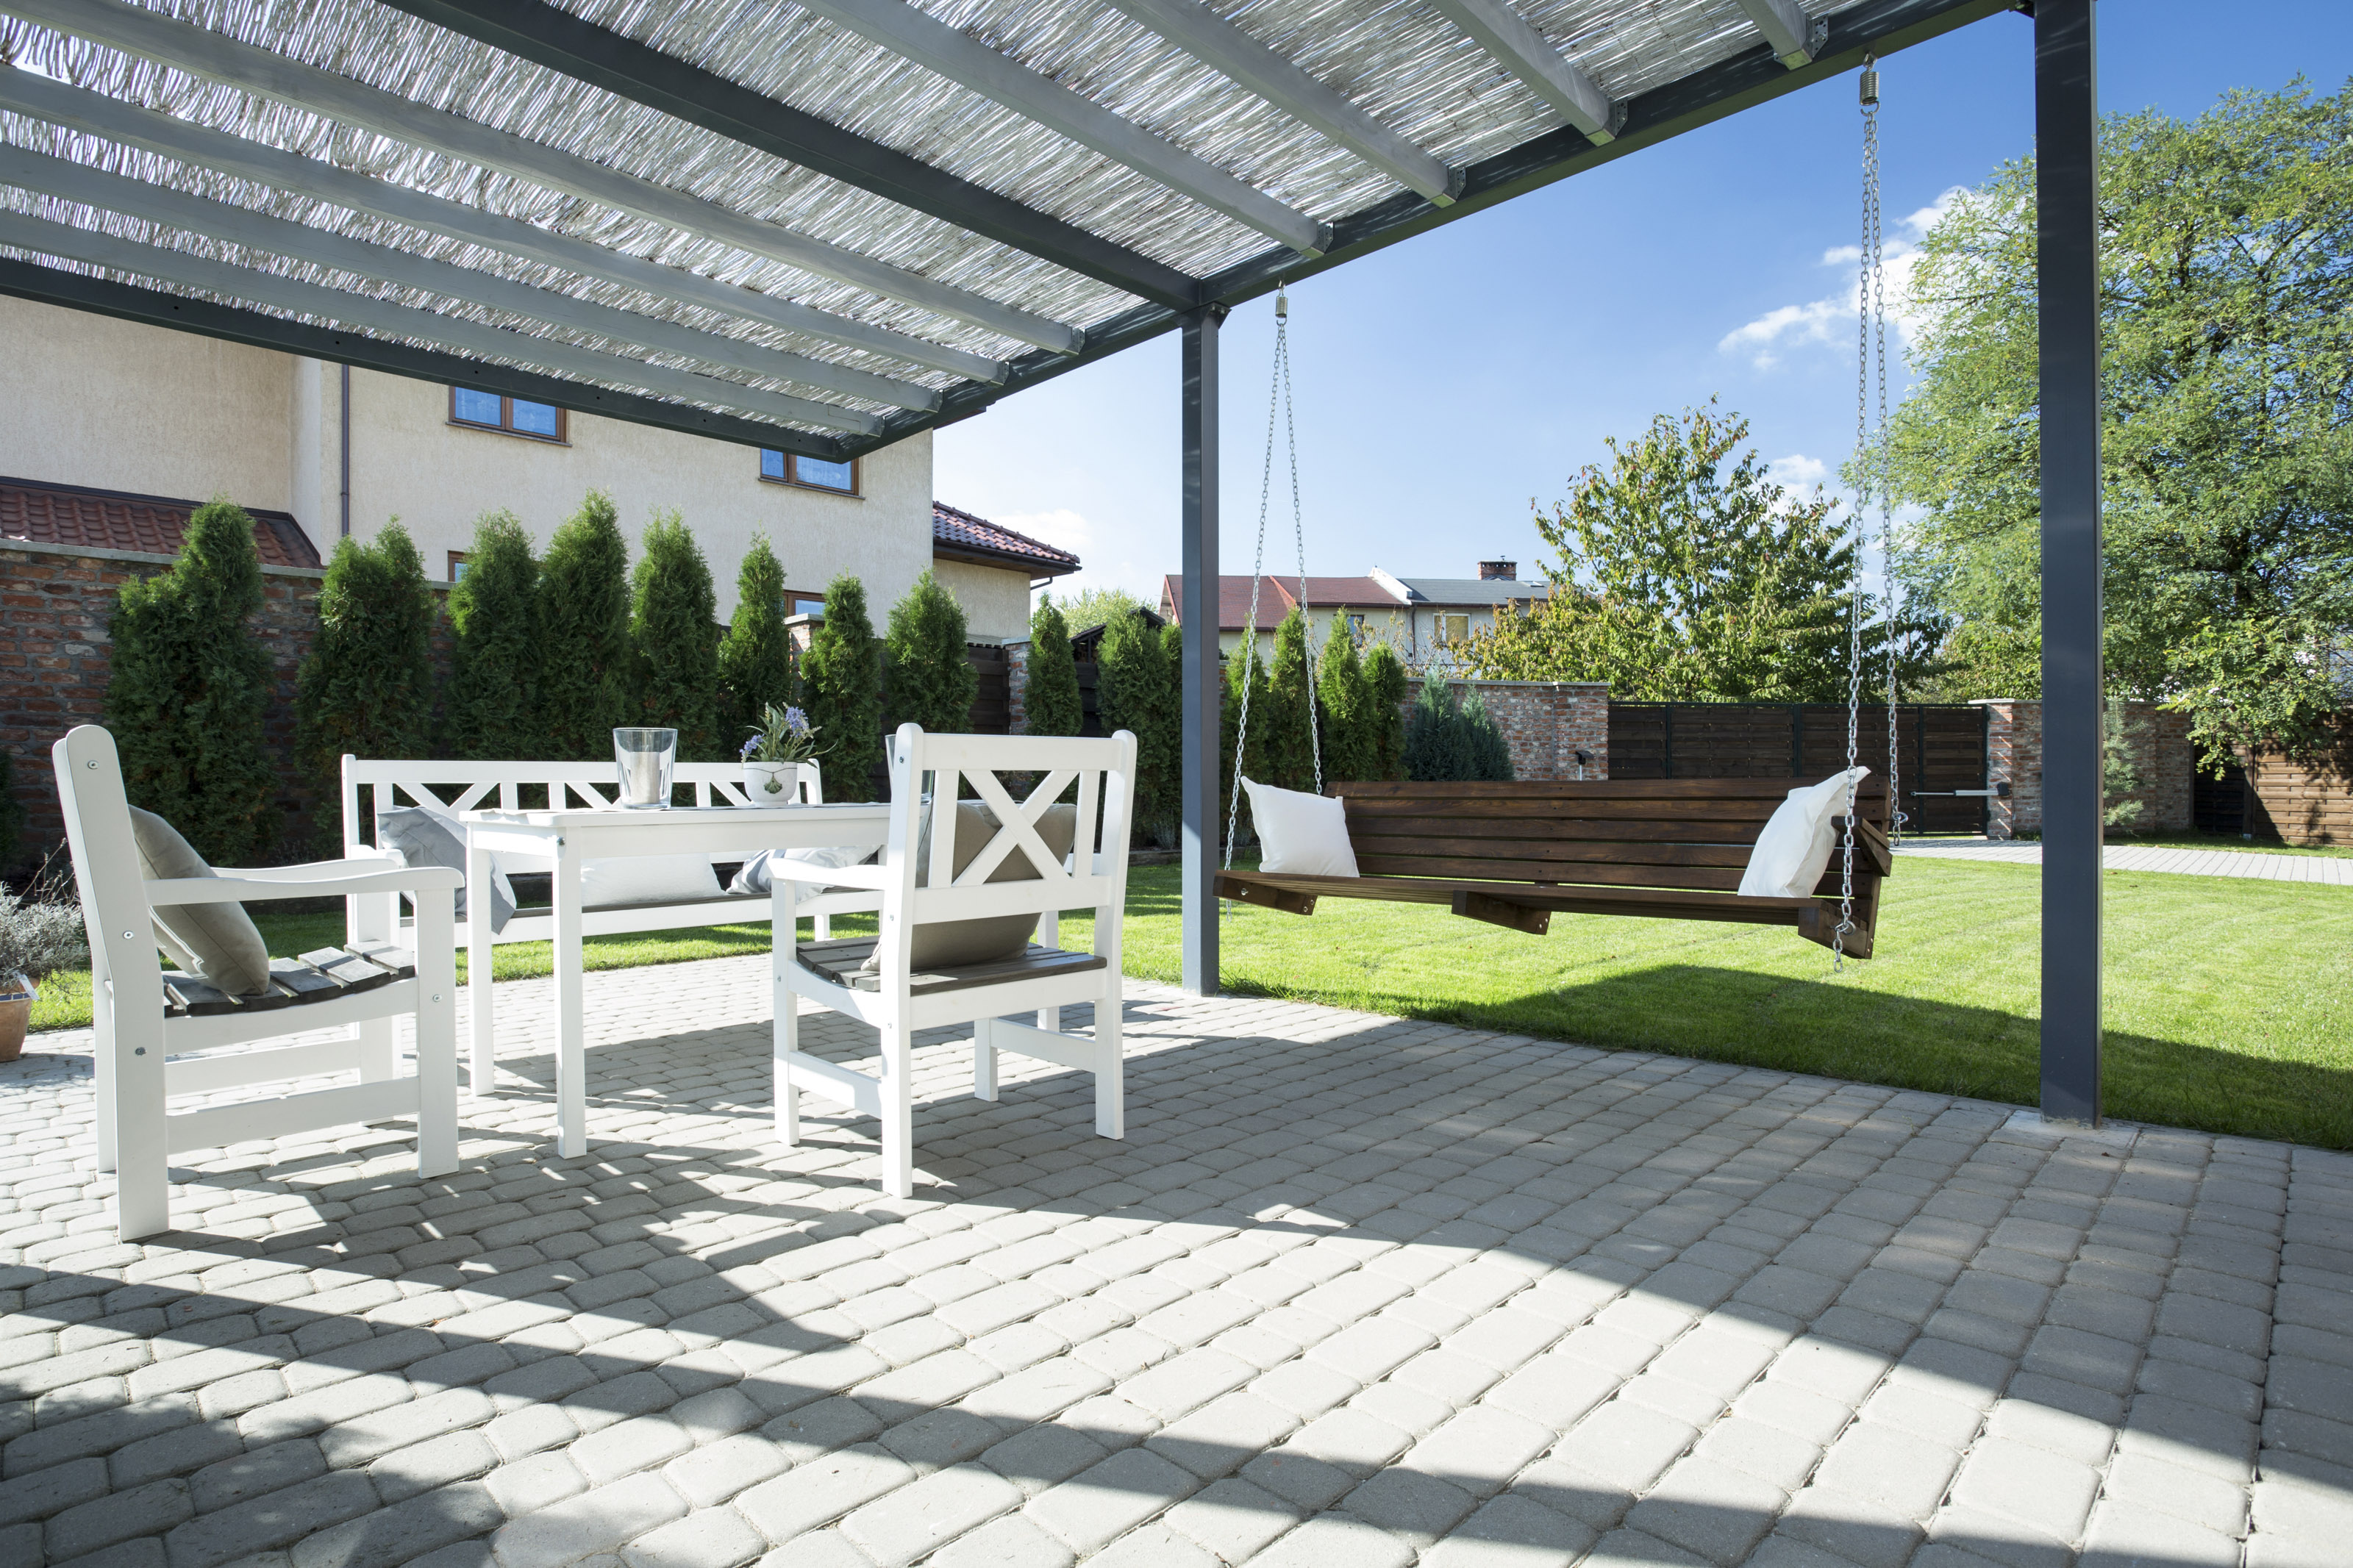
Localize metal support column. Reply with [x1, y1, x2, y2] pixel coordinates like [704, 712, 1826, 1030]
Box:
[2036, 0, 2103, 1125]
[1179, 305, 1227, 995]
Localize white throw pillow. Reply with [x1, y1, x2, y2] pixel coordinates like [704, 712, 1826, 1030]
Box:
[1241, 778, 1360, 878]
[1738, 767, 1871, 899]
[581, 853, 724, 908]
[728, 845, 871, 896]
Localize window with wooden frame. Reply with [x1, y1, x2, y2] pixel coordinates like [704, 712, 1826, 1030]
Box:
[447, 551, 471, 583]
[784, 592, 829, 619]
[1435, 613, 1471, 645]
[760, 448, 860, 495]
[450, 387, 566, 442]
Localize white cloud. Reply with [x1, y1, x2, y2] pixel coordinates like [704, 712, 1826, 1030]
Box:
[1768, 452, 1829, 489]
[994, 509, 1165, 612]
[1718, 189, 1964, 370]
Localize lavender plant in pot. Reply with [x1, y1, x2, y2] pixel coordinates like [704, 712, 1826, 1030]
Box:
[740, 704, 825, 802]
[0, 878, 88, 1061]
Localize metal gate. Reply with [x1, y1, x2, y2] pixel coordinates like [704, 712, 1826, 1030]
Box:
[1608, 701, 1995, 834]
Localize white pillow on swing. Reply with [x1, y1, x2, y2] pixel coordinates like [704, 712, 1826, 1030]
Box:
[1739, 767, 1872, 899]
[1242, 778, 1360, 878]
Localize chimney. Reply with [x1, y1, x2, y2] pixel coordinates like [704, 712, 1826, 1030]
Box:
[1477, 558, 1516, 581]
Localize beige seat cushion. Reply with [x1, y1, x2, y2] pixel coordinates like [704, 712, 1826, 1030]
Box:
[862, 800, 1078, 973]
[129, 806, 272, 996]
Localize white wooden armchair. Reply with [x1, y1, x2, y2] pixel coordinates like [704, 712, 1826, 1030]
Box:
[54, 726, 461, 1239]
[774, 725, 1137, 1197]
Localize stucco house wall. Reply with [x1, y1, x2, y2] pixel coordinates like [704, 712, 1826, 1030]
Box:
[930, 556, 1033, 642]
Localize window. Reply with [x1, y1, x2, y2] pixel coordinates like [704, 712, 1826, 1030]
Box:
[760, 448, 860, 495]
[447, 551, 470, 582]
[1435, 613, 1471, 645]
[451, 387, 566, 442]
[784, 593, 829, 619]
[1346, 613, 1367, 638]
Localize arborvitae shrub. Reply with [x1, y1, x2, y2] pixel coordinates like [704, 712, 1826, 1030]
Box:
[1024, 598, 1082, 738]
[629, 511, 721, 760]
[1250, 609, 1321, 793]
[1315, 620, 1372, 783]
[1218, 649, 1273, 848]
[801, 575, 883, 801]
[537, 490, 631, 759]
[296, 523, 438, 845]
[1363, 643, 1409, 779]
[106, 498, 281, 863]
[443, 510, 540, 761]
[1097, 612, 1177, 842]
[1404, 672, 1515, 781]
[884, 570, 977, 735]
[718, 536, 794, 745]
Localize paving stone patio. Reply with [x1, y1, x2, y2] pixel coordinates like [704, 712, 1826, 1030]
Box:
[2, 953, 2349, 1568]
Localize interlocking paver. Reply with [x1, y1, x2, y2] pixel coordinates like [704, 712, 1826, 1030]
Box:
[0, 965, 2345, 1567]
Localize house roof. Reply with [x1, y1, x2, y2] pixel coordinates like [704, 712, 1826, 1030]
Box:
[932, 502, 1080, 579]
[1158, 573, 1404, 631]
[1069, 606, 1167, 659]
[0, 477, 322, 569]
[1394, 576, 1543, 606]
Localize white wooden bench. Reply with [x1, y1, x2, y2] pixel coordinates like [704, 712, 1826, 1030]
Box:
[340, 757, 881, 948]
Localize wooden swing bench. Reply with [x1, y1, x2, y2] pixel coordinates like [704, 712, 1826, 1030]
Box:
[1215, 776, 1893, 957]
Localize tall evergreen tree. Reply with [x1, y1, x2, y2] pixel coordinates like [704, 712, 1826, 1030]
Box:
[629, 510, 721, 760]
[1218, 648, 1273, 847]
[1252, 609, 1321, 792]
[536, 491, 632, 759]
[296, 522, 438, 844]
[1315, 619, 1373, 783]
[106, 499, 281, 863]
[884, 570, 977, 734]
[1024, 598, 1083, 738]
[443, 510, 540, 761]
[718, 535, 794, 745]
[1097, 611, 1177, 843]
[1363, 642, 1410, 780]
[801, 575, 883, 801]
[1404, 673, 1514, 781]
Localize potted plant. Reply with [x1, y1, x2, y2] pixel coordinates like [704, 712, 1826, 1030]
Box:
[740, 704, 825, 802]
[0, 876, 89, 1062]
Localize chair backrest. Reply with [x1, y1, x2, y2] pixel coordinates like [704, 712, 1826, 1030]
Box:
[871, 725, 1137, 978]
[50, 726, 168, 1018]
[1335, 777, 1893, 894]
[341, 757, 825, 851]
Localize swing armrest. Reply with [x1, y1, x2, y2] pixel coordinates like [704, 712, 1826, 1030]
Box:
[1832, 816, 1893, 878]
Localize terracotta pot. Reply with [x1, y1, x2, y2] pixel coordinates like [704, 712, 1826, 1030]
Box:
[0, 973, 34, 1064]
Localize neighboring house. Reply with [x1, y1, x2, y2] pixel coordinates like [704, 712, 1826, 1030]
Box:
[1159, 559, 1540, 667]
[0, 293, 1045, 629]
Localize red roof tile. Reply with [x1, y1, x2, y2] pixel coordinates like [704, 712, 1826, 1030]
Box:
[1159, 574, 1403, 631]
[932, 501, 1080, 576]
[0, 478, 321, 568]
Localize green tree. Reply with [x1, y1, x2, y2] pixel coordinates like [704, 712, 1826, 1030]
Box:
[802, 575, 883, 801]
[1363, 642, 1409, 780]
[106, 498, 282, 863]
[1887, 81, 2353, 764]
[443, 511, 540, 761]
[296, 523, 438, 843]
[1057, 585, 1146, 635]
[537, 491, 632, 758]
[1219, 650, 1274, 847]
[1404, 673, 1515, 782]
[2104, 703, 2149, 835]
[1249, 608, 1321, 792]
[718, 535, 795, 746]
[884, 570, 978, 735]
[629, 510, 721, 759]
[1315, 620, 1374, 783]
[1024, 598, 1083, 738]
[1097, 611, 1178, 842]
[1465, 404, 1940, 700]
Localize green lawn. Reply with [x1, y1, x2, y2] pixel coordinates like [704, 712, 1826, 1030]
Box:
[27, 859, 2353, 1148]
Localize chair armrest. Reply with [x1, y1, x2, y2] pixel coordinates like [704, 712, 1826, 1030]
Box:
[147, 865, 463, 904]
[210, 851, 403, 882]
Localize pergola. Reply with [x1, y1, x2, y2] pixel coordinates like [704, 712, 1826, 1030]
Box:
[0, 0, 2108, 1125]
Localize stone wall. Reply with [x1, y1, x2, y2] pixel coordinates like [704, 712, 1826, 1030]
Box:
[1979, 698, 2193, 839]
[1399, 679, 1611, 780]
[1, 539, 455, 870]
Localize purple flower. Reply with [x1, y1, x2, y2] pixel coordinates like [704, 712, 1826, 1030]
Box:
[784, 706, 810, 734]
[739, 735, 760, 759]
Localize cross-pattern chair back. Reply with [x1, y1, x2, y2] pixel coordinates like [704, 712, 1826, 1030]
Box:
[874, 726, 1136, 979]
[51, 726, 169, 1025]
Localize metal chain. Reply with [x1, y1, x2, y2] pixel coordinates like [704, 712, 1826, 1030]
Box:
[1279, 291, 1324, 795]
[1835, 58, 1881, 972]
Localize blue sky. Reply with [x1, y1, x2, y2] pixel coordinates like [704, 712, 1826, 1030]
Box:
[936, 0, 2353, 610]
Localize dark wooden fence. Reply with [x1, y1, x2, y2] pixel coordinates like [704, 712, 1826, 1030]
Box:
[965, 644, 1010, 733]
[1609, 701, 1992, 834]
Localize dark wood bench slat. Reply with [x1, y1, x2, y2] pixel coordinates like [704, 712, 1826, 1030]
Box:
[795, 937, 1107, 997]
[1354, 855, 1749, 890]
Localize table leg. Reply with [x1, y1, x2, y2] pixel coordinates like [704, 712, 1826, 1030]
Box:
[467, 838, 496, 1100]
[553, 840, 587, 1158]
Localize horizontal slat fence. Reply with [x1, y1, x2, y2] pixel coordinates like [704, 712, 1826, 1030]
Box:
[1609, 701, 1990, 834]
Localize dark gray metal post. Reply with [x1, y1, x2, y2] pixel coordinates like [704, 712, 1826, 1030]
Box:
[2036, 0, 2103, 1125]
[1180, 305, 1226, 995]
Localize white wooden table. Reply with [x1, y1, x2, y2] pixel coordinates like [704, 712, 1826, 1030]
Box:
[461, 803, 892, 1156]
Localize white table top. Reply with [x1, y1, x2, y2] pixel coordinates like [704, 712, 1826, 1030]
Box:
[461, 802, 888, 831]
[460, 801, 893, 859]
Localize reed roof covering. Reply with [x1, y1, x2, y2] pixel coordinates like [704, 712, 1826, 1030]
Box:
[0, 0, 2000, 459]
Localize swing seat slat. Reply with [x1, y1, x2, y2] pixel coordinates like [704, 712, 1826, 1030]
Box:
[1216, 777, 1892, 958]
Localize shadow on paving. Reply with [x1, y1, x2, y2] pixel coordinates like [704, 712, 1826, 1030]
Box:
[0, 995, 2313, 1568]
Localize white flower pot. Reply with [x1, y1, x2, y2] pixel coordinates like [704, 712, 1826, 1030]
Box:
[743, 762, 797, 801]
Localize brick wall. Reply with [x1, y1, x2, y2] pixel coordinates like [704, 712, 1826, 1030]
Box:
[2, 540, 455, 869]
[1398, 679, 1610, 780]
[1979, 698, 2192, 839]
